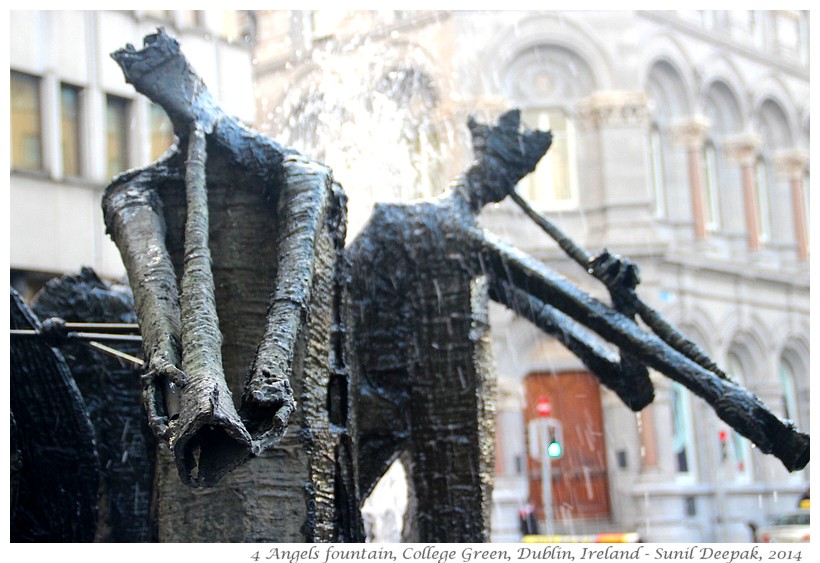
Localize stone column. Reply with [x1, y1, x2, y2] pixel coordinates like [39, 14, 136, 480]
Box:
[574, 91, 654, 246]
[669, 116, 711, 240]
[638, 404, 659, 470]
[774, 149, 810, 261]
[724, 134, 763, 251]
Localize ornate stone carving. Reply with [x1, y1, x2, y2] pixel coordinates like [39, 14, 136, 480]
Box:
[773, 149, 810, 179]
[575, 90, 651, 130]
[668, 116, 711, 149]
[723, 133, 763, 165]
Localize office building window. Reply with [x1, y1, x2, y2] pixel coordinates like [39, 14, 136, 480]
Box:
[61, 83, 82, 177]
[11, 71, 43, 171]
[106, 95, 131, 179]
[150, 104, 175, 161]
[521, 109, 578, 209]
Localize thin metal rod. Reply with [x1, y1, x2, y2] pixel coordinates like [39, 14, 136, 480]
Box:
[10, 329, 38, 336]
[86, 340, 145, 366]
[510, 189, 730, 382]
[10, 329, 142, 343]
[11, 329, 144, 366]
[509, 190, 592, 266]
[73, 332, 143, 342]
[64, 322, 139, 331]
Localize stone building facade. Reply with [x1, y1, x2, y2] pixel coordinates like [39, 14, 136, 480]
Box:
[252, 10, 810, 542]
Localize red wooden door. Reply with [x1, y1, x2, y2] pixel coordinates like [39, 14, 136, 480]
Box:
[524, 371, 611, 520]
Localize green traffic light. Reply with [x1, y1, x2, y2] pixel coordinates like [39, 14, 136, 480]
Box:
[547, 441, 562, 458]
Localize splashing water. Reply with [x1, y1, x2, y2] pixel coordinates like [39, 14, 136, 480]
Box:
[262, 39, 455, 240]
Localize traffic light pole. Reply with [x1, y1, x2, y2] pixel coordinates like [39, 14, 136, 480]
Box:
[540, 421, 555, 536]
[529, 397, 562, 537]
[716, 429, 729, 541]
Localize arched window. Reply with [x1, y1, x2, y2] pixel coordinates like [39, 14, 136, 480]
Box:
[649, 124, 667, 217]
[703, 81, 744, 235]
[645, 60, 690, 223]
[777, 349, 809, 481]
[755, 98, 793, 247]
[503, 43, 594, 211]
[778, 357, 800, 425]
[521, 109, 578, 209]
[670, 383, 695, 479]
[754, 156, 772, 242]
[725, 352, 753, 482]
[702, 141, 722, 231]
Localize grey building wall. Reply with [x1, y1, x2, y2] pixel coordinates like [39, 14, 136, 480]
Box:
[10, 10, 255, 295]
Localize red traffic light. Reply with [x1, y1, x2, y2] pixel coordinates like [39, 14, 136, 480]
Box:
[536, 396, 552, 418]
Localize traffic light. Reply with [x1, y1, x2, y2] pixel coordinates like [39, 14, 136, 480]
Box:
[547, 421, 563, 459]
[527, 416, 564, 460]
[547, 437, 563, 458]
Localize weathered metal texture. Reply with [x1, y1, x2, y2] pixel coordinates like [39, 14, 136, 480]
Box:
[31, 268, 154, 542]
[103, 30, 360, 541]
[141, 149, 355, 541]
[347, 200, 496, 542]
[347, 111, 551, 542]
[10, 289, 99, 542]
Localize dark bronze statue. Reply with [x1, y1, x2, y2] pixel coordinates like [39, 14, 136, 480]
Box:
[100, 29, 353, 541]
[11, 30, 809, 543]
